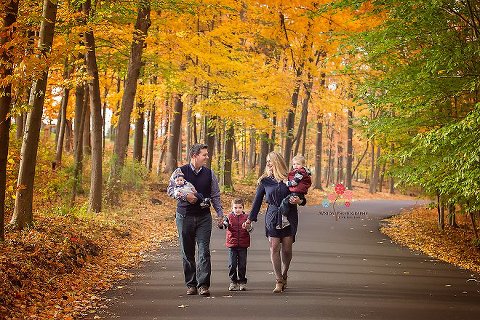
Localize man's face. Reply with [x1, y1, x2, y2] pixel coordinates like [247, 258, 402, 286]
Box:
[192, 148, 209, 168]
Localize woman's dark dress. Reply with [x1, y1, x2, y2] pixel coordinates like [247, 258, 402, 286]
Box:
[248, 176, 305, 241]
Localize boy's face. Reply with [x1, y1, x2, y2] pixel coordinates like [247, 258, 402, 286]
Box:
[175, 176, 185, 185]
[232, 203, 244, 215]
[292, 160, 302, 170]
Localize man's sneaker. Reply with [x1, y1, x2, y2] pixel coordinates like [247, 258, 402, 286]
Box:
[200, 198, 211, 209]
[228, 282, 238, 291]
[238, 283, 247, 291]
[186, 286, 197, 295]
[198, 286, 210, 296]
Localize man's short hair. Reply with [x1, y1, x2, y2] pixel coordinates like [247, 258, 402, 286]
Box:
[189, 143, 208, 158]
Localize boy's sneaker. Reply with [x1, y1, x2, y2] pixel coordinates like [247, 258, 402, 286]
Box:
[238, 283, 247, 291]
[200, 198, 211, 209]
[228, 282, 238, 291]
[198, 286, 210, 296]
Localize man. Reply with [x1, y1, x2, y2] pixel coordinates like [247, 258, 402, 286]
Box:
[167, 143, 224, 296]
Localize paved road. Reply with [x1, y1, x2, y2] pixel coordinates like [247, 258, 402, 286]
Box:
[91, 200, 480, 320]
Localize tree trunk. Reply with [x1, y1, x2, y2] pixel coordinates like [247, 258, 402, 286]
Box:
[294, 77, 313, 156]
[186, 104, 192, 161]
[336, 142, 343, 184]
[71, 83, 87, 205]
[369, 141, 375, 193]
[258, 130, 269, 177]
[144, 110, 150, 165]
[205, 115, 216, 168]
[437, 193, 444, 231]
[224, 123, 234, 190]
[370, 143, 381, 193]
[248, 128, 256, 172]
[84, 0, 104, 212]
[107, 0, 151, 204]
[10, 0, 57, 229]
[83, 106, 91, 155]
[165, 94, 183, 173]
[389, 158, 395, 194]
[15, 113, 24, 139]
[0, 0, 19, 240]
[345, 109, 353, 190]
[133, 106, 144, 162]
[55, 59, 71, 167]
[448, 204, 457, 227]
[157, 101, 169, 175]
[314, 114, 323, 190]
[269, 115, 276, 152]
[146, 103, 155, 171]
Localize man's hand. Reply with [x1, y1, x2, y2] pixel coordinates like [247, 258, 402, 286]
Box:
[186, 193, 198, 204]
[216, 216, 224, 228]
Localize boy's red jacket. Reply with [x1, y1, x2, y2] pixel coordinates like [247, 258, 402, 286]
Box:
[226, 212, 250, 248]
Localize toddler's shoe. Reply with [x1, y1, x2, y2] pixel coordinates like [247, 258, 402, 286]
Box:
[222, 216, 229, 229]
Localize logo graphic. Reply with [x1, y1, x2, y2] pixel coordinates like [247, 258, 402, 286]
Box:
[321, 183, 353, 210]
[320, 183, 366, 220]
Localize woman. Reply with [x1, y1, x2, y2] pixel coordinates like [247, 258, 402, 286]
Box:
[244, 151, 305, 293]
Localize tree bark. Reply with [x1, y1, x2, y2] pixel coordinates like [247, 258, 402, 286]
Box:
[71, 83, 87, 205]
[84, 0, 104, 212]
[314, 114, 323, 190]
[107, 0, 151, 204]
[205, 115, 216, 168]
[146, 103, 155, 171]
[345, 109, 354, 189]
[258, 129, 269, 177]
[370, 143, 381, 193]
[165, 94, 183, 173]
[0, 0, 19, 240]
[83, 106, 91, 155]
[133, 106, 144, 162]
[224, 123, 234, 190]
[10, 0, 57, 229]
[55, 58, 71, 167]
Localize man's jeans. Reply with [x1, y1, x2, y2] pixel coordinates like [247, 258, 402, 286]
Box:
[228, 247, 247, 284]
[176, 211, 212, 288]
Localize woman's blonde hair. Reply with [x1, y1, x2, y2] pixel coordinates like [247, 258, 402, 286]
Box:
[258, 151, 288, 184]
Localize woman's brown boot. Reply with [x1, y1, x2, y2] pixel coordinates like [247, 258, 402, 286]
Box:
[273, 279, 284, 293]
[282, 275, 288, 290]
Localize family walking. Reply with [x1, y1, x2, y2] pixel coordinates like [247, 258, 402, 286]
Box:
[167, 144, 309, 296]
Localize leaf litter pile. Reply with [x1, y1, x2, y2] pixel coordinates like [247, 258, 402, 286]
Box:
[381, 207, 480, 273]
[0, 183, 178, 319]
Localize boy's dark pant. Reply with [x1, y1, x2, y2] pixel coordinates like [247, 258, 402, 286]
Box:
[228, 247, 247, 284]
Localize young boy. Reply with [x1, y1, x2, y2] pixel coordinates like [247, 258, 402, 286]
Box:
[223, 198, 252, 291]
[172, 172, 210, 208]
[278, 154, 312, 229]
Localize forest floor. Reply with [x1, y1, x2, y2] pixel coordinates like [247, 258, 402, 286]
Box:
[1, 179, 479, 319]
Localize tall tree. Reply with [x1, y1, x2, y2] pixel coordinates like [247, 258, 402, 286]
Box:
[10, 0, 58, 229]
[83, 0, 104, 212]
[165, 94, 183, 173]
[0, 0, 19, 240]
[107, 0, 151, 205]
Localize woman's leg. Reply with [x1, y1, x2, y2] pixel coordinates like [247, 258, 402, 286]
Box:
[269, 236, 282, 280]
[280, 236, 293, 280]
